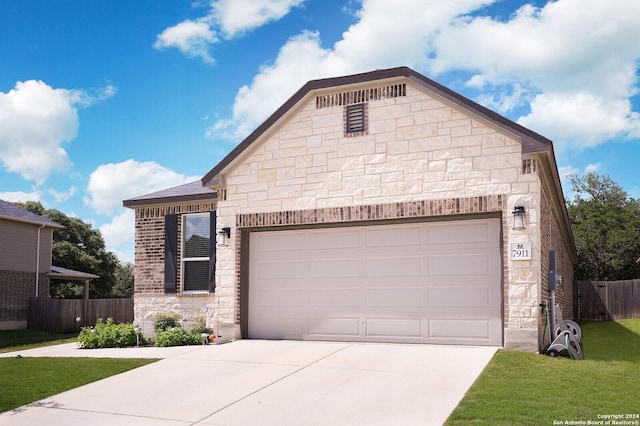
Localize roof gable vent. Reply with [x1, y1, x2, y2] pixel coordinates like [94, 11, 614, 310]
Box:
[316, 83, 406, 109]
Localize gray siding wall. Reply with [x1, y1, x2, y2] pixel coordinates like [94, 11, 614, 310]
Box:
[0, 219, 53, 273]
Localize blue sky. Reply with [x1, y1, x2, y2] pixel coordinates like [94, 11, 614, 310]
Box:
[1, 0, 639, 263]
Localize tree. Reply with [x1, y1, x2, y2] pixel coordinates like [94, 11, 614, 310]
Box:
[15, 201, 122, 297]
[113, 262, 134, 296]
[567, 172, 640, 280]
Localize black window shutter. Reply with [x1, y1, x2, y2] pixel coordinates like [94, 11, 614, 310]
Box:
[164, 214, 178, 293]
[208, 212, 217, 293]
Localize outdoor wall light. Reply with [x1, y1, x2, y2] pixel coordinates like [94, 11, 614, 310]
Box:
[216, 227, 231, 247]
[512, 206, 526, 230]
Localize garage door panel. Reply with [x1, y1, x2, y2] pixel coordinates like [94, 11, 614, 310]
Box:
[365, 256, 423, 277]
[366, 318, 422, 338]
[365, 225, 422, 248]
[308, 288, 360, 307]
[255, 260, 308, 279]
[309, 258, 360, 278]
[307, 229, 360, 250]
[309, 318, 360, 336]
[429, 319, 491, 340]
[253, 232, 305, 252]
[429, 286, 491, 307]
[251, 316, 305, 339]
[428, 221, 498, 247]
[428, 253, 494, 276]
[254, 289, 305, 307]
[249, 219, 502, 346]
[366, 287, 423, 307]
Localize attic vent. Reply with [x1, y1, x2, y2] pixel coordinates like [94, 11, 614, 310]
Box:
[346, 103, 366, 134]
[522, 159, 538, 174]
[316, 83, 406, 109]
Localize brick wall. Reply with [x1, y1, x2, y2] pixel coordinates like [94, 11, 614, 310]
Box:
[540, 174, 575, 318]
[0, 270, 49, 322]
[131, 201, 218, 335]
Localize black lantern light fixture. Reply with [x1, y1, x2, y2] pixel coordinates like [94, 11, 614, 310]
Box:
[216, 227, 231, 247]
[512, 206, 526, 230]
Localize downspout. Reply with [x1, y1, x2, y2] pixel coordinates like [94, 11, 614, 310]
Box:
[35, 224, 46, 298]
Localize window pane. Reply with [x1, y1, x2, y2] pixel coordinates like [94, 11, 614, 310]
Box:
[183, 260, 209, 291]
[184, 213, 210, 258]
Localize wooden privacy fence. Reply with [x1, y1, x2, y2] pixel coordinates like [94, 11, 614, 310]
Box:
[576, 280, 640, 321]
[28, 297, 133, 333]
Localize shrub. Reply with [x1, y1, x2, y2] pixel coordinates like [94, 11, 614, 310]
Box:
[155, 328, 203, 347]
[154, 313, 181, 332]
[190, 317, 212, 335]
[78, 318, 145, 349]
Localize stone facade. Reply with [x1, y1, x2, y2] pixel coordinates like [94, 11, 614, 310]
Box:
[129, 68, 575, 351]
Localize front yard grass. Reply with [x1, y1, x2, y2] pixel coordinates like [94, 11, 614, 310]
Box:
[0, 329, 78, 353]
[0, 330, 158, 413]
[446, 319, 640, 425]
[0, 357, 158, 413]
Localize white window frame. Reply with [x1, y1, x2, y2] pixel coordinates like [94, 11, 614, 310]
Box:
[181, 212, 210, 293]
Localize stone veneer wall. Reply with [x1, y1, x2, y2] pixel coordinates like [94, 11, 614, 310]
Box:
[212, 82, 548, 350]
[0, 270, 49, 329]
[132, 202, 219, 337]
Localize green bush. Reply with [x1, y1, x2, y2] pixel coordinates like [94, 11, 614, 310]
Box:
[155, 328, 204, 347]
[78, 318, 145, 349]
[190, 317, 212, 334]
[154, 313, 181, 332]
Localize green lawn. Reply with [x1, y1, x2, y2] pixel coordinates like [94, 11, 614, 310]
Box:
[0, 329, 78, 353]
[0, 357, 157, 413]
[0, 329, 158, 414]
[446, 319, 640, 425]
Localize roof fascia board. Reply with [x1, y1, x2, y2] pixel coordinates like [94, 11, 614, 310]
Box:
[0, 215, 64, 229]
[123, 193, 217, 209]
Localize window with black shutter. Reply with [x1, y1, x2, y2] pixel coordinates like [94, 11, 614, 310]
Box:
[181, 212, 211, 292]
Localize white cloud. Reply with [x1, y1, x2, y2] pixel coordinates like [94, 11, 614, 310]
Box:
[84, 159, 201, 215]
[0, 188, 42, 203]
[0, 80, 116, 185]
[0, 81, 76, 184]
[209, 31, 331, 141]
[47, 186, 77, 203]
[209, 0, 640, 155]
[86, 159, 201, 263]
[208, 0, 492, 141]
[213, 0, 305, 38]
[155, 0, 304, 64]
[154, 20, 217, 64]
[431, 0, 640, 149]
[100, 209, 135, 263]
[518, 93, 639, 153]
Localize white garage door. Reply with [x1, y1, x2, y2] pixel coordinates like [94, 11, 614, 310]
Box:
[248, 219, 502, 346]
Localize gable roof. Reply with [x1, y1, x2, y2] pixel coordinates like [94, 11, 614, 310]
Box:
[123, 181, 217, 208]
[201, 66, 553, 187]
[0, 199, 64, 228]
[48, 266, 99, 281]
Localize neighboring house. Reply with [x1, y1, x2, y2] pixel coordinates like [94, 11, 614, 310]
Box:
[124, 67, 576, 351]
[0, 200, 98, 330]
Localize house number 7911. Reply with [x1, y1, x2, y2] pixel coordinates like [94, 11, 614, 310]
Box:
[510, 242, 531, 260]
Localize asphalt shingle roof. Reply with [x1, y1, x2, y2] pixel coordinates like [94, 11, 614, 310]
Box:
[0, 199, 63, 228]
[123, 181, 217, 208]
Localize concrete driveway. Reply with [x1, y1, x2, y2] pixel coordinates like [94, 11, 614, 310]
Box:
[0, 340, 498, 425]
